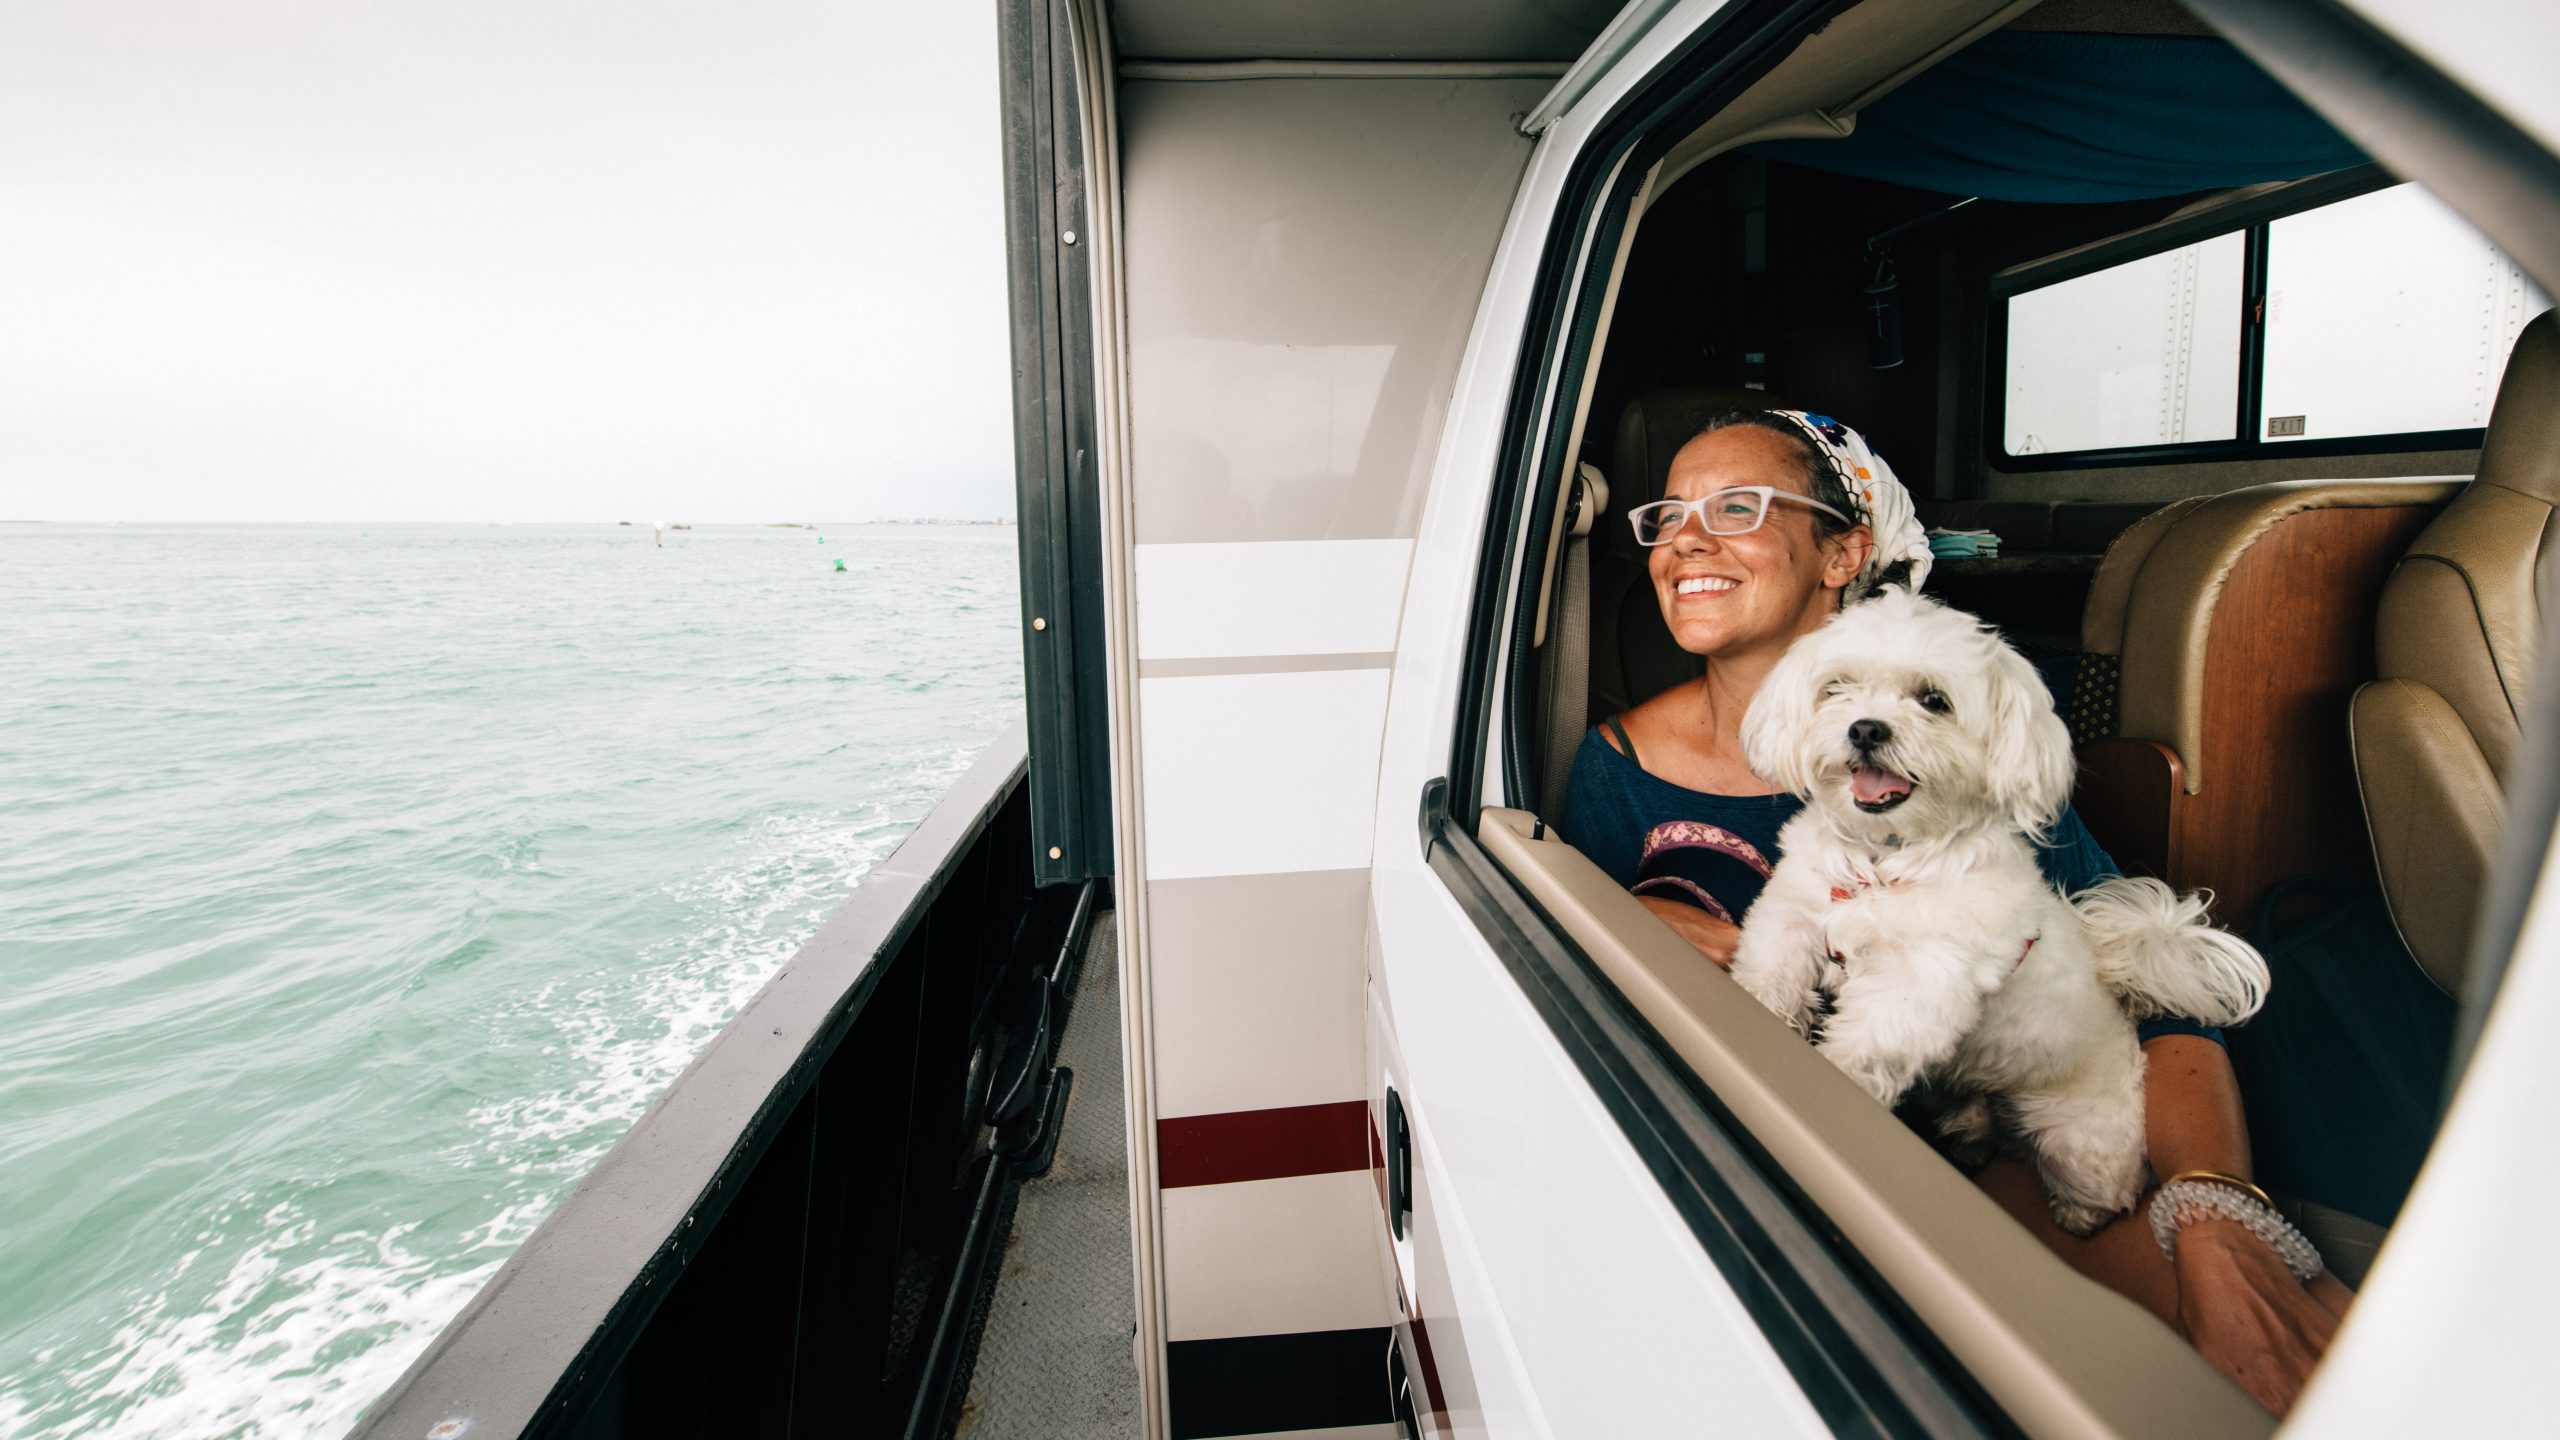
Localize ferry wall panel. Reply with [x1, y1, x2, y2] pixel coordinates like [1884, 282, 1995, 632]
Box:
[1135, 539, 1412, 659]
[1115, 73, 1544, 1438]
[1146, 870, 1370, 1118]
[1135, 668, 1389, 880]
[1120, 78, 1544, 545]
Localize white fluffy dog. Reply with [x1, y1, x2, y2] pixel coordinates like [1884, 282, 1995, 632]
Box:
[1730, 589, 2268, 1234]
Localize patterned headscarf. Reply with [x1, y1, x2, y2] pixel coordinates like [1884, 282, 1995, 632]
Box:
[1770, 410, 1934, 600]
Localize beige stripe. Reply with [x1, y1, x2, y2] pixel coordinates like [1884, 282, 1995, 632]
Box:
[1192, 1414, 1413, 1424]
[1149, 869, 1371, 1116]
[1162, 1170, 1400, 1342]
[1139, 651, 1395, 679]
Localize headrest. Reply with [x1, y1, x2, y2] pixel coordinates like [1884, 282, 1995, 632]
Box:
[2107, 480, 2462, 793]
[2477, 310, 2560, 507]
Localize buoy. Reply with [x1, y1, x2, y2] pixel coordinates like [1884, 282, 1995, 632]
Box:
[833, 558, 846, 572]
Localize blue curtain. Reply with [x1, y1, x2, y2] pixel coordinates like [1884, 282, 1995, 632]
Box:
[1749, 33, 2368, 203]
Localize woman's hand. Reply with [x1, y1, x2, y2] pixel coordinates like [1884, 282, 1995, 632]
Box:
[2173, 1219, 2352, 1416]
[1637, 895, 1743, 969]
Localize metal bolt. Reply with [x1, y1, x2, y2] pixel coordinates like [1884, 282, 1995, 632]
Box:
[1032, 616, 1047, 631]
[1062, 229, 1078, 245]
[1048, 846, 1063, 860]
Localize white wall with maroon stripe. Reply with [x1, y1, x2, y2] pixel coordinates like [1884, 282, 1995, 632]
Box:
[1112, 70, 1549, 1440]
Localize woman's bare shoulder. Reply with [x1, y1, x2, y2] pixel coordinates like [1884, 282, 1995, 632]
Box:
[1616, 678, 1697, 752]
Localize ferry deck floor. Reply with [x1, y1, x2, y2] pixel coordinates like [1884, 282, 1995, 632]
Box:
[954, 907, 1144, 1438]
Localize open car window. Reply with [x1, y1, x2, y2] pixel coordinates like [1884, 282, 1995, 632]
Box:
[1434, 0, 2560, 1433]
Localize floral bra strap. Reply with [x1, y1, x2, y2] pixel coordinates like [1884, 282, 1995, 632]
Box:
[1601, 714, 1639, 768]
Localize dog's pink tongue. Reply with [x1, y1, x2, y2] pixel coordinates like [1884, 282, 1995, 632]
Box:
[1851, 764, 1911, 804]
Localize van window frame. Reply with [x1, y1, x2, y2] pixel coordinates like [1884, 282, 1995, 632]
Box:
[1430, 2, 2018, 1434]
[1983, 164, 2528, 472]
[1437, 0, 2560, 1430]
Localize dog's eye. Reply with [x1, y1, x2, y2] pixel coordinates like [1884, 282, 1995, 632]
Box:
[1916, 689, 1952, 715]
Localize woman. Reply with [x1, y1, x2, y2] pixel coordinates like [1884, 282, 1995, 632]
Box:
[1556, 409, 2352, 1416]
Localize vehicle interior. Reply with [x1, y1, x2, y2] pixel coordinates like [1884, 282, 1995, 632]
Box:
[1474, 0, 2552, 1429]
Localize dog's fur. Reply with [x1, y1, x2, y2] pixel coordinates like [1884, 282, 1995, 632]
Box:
[1729, 589, 2269, 1233]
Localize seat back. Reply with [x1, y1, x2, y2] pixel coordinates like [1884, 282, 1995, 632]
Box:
[2073, 479, 2459, 922]
[2353, 311, 2560, 989]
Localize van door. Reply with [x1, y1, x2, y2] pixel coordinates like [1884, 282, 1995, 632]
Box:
[1361, 4, 1949, 1432]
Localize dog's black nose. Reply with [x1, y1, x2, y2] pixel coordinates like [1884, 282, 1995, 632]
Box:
[1848, 718, 1892, 751]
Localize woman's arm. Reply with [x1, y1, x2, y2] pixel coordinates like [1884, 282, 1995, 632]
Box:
[1638, 895, 1742, 968]
[2143, 1035, 2352, 1416]
[2044, 814, 2351, 1401]
[1988, 1037, 2349, 1416]
[2144, 1034, 2251, 1177]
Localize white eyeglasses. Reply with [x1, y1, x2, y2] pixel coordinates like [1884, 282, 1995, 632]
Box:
[1627, 486, 1853, 546]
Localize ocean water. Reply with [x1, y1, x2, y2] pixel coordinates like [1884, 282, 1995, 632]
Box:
[0, 522, 1022, 1438]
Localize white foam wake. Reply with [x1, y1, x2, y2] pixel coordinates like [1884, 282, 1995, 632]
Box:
[1, 745, 986, 1440]
[0, 1203, 514, 1438]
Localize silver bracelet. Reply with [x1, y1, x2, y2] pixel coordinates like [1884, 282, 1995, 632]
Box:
[2148, 1178, 2325, 1281]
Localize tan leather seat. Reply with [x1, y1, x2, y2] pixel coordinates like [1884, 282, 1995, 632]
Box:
[2067, 472, 2471, 1290]
[2352, 311, 2560, 993]
[2073, 479, 2460, 922]
[1592, 385, 1789, 718]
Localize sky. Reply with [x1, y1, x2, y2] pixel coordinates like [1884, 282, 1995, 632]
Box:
[0, 2, 1015, 523]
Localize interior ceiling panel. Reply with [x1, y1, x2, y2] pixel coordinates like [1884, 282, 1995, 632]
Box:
[1109, 0, 1627, 62]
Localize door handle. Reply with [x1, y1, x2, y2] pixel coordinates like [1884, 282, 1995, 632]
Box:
[1386, 1085, 1413, 1240]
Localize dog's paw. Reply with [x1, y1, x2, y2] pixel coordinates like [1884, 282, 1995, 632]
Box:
[2046, 1194, 2124, 1238]
[1820, 1046, 1912, 1108]
[1760, 995, 1820, 1040]
[1731, 965, 1809, 1029]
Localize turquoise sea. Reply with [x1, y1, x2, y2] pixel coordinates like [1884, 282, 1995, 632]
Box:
[0, 522, 1022, 1437]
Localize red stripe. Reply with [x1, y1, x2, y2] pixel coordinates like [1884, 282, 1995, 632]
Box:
[1158, 1100, 1372, 1189]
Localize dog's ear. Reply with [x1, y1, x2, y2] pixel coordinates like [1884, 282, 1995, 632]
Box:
[1742, 625, 1824, 798]
[1983, 641, 2075, 836]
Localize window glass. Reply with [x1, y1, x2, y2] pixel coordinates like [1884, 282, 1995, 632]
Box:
[2260, 183, 2551, 442]
[2003, 231, 2244, 456]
